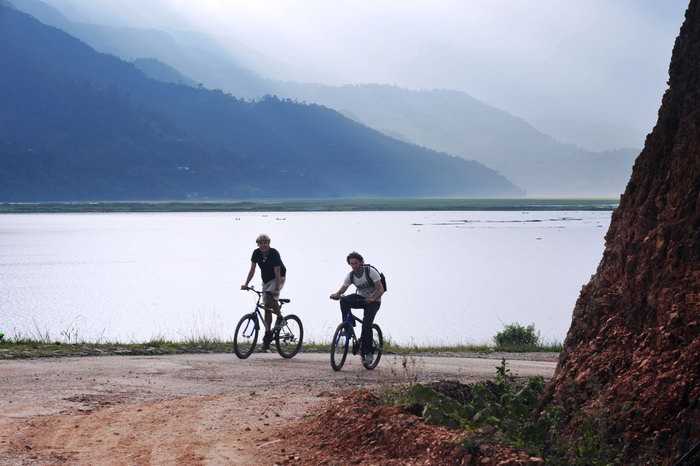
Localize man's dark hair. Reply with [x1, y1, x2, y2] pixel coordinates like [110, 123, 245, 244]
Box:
[346, 251, 364, 264]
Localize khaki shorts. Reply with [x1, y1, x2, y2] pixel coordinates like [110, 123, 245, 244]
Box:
[262, 277, 286, 307]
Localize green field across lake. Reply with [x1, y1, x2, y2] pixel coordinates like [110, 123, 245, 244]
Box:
[0, 198, 619, 213]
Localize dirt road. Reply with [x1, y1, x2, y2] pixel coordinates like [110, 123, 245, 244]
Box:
[0, 353, 556, 465]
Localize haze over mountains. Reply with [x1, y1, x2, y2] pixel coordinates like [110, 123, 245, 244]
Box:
[272, 83, 638, 196]
[30, 0, 687, 152]
[0, 3, 521, 201]
[8, 0, 647, 197]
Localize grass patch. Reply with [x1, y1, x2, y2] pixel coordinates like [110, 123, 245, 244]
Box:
[491, 323, 562, 353]
[0, 336, 561, 359]
[0, 335, 236, 359]
[382, 359, 621, 464]
[0, 198, 618, 214]
[0, 322, 562, 359]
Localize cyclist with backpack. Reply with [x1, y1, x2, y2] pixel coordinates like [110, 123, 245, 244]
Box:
[241, 233, 286, 351]
[329, 252, 385, 365]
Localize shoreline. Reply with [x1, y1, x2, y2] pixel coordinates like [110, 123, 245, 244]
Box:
[0, 340, 560, 361]
[0, 198, 618, 213]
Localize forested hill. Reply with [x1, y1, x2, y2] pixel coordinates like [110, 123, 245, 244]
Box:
[0, 5, 522, 201]
[8, 0, 637, 198]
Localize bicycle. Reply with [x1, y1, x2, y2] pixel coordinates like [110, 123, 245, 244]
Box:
[329, 300, 384, 371]
[233, 286, 303, 359]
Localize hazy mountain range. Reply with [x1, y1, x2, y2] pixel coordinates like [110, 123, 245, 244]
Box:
[9, 0, 640, 197]
[272, 83, 638, 196]
[0, 3, 520, 201]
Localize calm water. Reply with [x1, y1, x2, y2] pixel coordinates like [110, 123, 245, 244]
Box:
[0, 211, 611, 345]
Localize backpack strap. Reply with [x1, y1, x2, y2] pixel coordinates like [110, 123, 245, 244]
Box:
[365, 264, 386, 291]
[365, 264, 379, 286]
[348, 266, 376, 288]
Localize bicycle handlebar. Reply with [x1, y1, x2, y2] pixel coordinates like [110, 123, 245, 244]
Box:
[242, 286, 264, 295]
[242, 286, 280, 300]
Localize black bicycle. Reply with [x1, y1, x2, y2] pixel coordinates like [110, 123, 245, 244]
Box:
[233, 286, 303, 359]
[329, 303, 383, 371]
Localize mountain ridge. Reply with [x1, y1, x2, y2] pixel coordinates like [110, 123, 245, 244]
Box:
[9, 0, 639, 197]
[0, 4, 521, 201]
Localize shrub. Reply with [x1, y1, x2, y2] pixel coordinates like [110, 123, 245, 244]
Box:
[494, 323, 539, 348]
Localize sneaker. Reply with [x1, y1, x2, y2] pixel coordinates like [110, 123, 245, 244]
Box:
[261, 332, 272, 351]
[362, 353, 374, 366]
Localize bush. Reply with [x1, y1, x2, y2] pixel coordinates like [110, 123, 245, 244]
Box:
[494, 323, 539, 348]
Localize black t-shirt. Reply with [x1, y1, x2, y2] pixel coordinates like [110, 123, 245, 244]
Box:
[251, 248, 286, 283]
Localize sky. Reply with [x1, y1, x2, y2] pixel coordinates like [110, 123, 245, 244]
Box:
[46, 0, 689, 151]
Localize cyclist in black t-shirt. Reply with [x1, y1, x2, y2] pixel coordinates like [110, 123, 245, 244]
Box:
[241, 234, 287, 351]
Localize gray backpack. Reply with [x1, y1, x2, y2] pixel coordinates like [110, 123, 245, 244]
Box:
[347, 264, 387, 292]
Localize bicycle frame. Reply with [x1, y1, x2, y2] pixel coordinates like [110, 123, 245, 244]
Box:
[243, 286, 286, 335]
[340, 311, 367, 354]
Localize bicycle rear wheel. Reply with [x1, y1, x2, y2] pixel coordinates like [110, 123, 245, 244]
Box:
[233, 313, 258, 359]
[275, 314, 303, 358]
[330, 323, 351, 371]
[362, 324, 384, 370]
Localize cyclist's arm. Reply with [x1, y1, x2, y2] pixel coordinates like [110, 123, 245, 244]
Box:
[365, 280, 384, 303]
[330, 283, 350, 299]
[241, 262, 256, 289]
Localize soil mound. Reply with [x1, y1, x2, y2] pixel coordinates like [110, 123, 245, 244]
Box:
[544, 1, 700, 463]
[280, 390, 541, 465]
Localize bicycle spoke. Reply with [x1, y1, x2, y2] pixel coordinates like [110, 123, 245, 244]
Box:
[234, 314, 258, 359]
[275, 314, 303, 358]
[330, 323, 350, 371]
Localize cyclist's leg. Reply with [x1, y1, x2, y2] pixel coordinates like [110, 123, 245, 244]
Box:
[261, 278, 283, 348]
[340, 294, 364, 326]
[262, 304, 273, 349]
[262, 278, 279, 350]
[360, 302, 381, 356]
[271, 277, 285, 329]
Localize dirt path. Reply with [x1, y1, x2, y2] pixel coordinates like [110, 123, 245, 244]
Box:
[0, 353, 556, 465]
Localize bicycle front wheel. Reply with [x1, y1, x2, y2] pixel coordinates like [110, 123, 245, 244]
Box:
[233, 313, 258, 359]
[362, 324, 384, 370]
[275, 314, 303, 359]
[330, 323, 350, 371]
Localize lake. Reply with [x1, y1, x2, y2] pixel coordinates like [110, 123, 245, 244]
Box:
[0, 210, 611, 345]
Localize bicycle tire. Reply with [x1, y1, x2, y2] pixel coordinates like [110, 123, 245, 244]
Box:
[275, 314, 303, 359]
[362, 324, 383, 370]
[233, 313, 258, 359]
[330, 323, 350, 371]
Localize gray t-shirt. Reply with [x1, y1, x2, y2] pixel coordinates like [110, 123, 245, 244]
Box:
[343, 266, 382, 301]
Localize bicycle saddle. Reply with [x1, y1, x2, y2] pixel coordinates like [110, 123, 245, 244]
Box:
[279, 298, 290, 303]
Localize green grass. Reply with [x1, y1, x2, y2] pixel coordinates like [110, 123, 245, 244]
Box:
[0, 337, 236, 359]
[0, 336, 561, 360]
[0, 197, 618, 213]
[0, 322, 562, 359]
[382, 360, 621, 464]
[492, 342, 563, 353]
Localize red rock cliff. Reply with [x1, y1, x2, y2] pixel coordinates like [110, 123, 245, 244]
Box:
[545, 1, 700, 463]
